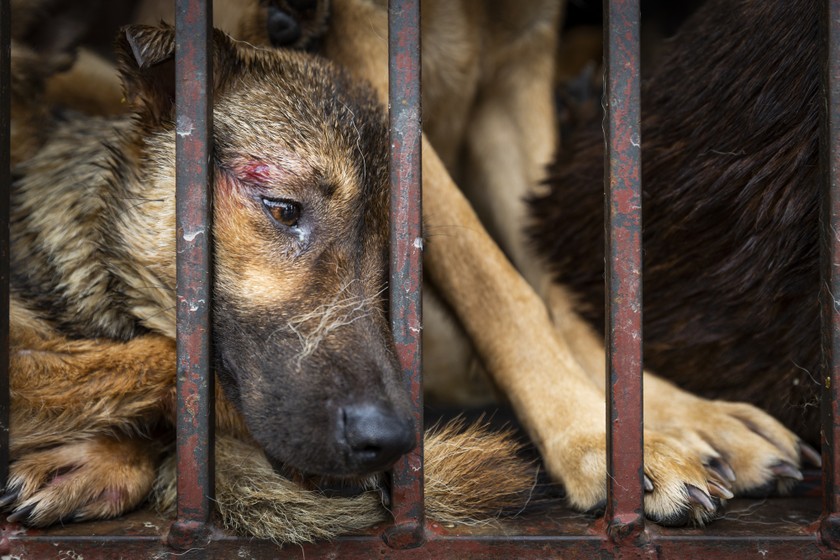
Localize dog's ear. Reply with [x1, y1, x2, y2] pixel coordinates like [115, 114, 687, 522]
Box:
[116, 24, 239, 125]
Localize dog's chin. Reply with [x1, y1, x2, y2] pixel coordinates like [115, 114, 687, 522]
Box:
[265, 454, 387, 500]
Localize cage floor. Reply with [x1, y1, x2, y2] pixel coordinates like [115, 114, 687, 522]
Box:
[2, 494, 828, 559]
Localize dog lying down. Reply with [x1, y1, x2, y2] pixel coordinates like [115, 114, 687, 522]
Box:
[6, 25, 537, 542]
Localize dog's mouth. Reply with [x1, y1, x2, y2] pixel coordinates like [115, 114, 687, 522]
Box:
[257, 402, 413, 496]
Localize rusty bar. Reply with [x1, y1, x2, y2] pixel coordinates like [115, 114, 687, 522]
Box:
[384, 0, 424, 550]
[821, 0, 840, 549]
[603, 0, 644, 541]
[0, 0, 9, 492]
[168, 0, 215, 550]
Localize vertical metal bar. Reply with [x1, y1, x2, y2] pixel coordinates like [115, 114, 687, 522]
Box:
[821, 0, 840, 549]
[603, 0, 644, 541]
[0, 0, 9, 492]
[384, 0, 424, 550]
[167, 0, 215, 550]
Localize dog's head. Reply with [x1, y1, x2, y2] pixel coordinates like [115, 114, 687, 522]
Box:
[116, 24, 415, 478]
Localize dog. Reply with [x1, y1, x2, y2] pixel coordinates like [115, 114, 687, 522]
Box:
[530, 0, 824, 516]
[6, 20, 536, 540]
[7, 0, 816, 535]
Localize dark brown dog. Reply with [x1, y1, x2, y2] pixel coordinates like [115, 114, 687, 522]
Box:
[530, 0, 823, 483]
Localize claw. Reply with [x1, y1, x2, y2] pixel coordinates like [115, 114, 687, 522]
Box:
[707, 480, 734, 500]
[686, 484, 716, 513]
[0, 490, 20, 510]
[706, 457, 736, 484]
[705, 468, 733, 491]
[6, 503, 36, 524]
[800, 442, 822, 468]
[644, 475, 654, 493]
[770, 461, 803, 481]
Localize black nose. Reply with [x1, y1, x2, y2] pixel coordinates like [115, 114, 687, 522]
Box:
[342, 404, 416, 471]
[267, 7, 302, 46]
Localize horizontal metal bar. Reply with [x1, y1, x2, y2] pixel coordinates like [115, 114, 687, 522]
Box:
[4, 535, 823, 560]
[603, 0, 644, 539]
[169, 0, 215, 550]
[3, 497, 828, 559]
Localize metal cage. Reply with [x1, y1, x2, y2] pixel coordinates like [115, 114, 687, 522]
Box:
[1, 0, 838, 557]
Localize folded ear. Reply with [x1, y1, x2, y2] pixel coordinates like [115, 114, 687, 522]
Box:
[115, 24, 239, 125]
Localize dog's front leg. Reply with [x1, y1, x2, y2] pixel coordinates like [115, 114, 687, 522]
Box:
[420, 141, 715, 523]
[9, 330, 176, 452]
[545, 282, 818, 523]
[458, 7, 560, 287]
[5, 302, 176, 524]
[1, 435, 162, 526]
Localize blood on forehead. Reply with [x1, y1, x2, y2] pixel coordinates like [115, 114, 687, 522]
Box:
[232, 155, 309, 187]
[241, 162, 272, 184]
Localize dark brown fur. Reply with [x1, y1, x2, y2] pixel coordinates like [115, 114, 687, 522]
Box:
[529, 0, 822, 444]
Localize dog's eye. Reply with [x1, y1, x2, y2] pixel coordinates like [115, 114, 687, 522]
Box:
[262, 198, 301, 228]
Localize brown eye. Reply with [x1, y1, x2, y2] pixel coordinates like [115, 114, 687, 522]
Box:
[262, 198, 301, 227]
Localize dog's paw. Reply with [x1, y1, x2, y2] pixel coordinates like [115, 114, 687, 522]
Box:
[546, 431, 724, 526]
[642, 431, 726, 525]
[1, 437, 158, 526]
[652, 398, 819, 498]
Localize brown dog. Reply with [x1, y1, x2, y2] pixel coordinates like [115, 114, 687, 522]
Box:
[6, 19, 535, 540]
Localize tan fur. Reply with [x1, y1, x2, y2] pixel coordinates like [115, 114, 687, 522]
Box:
[7, 436, 160, 526]
[543, 282, 804, 519]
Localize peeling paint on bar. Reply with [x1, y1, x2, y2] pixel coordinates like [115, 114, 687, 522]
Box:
[603, 0, 645, 545]
[168, 0, 215, 551]
[384, 0, 424, 550]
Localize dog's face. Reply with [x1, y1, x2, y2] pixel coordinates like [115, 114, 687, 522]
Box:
[118, 25, 414, 478]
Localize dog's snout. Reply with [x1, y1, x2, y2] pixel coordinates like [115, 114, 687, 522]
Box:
[342, 404, 415, 471]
